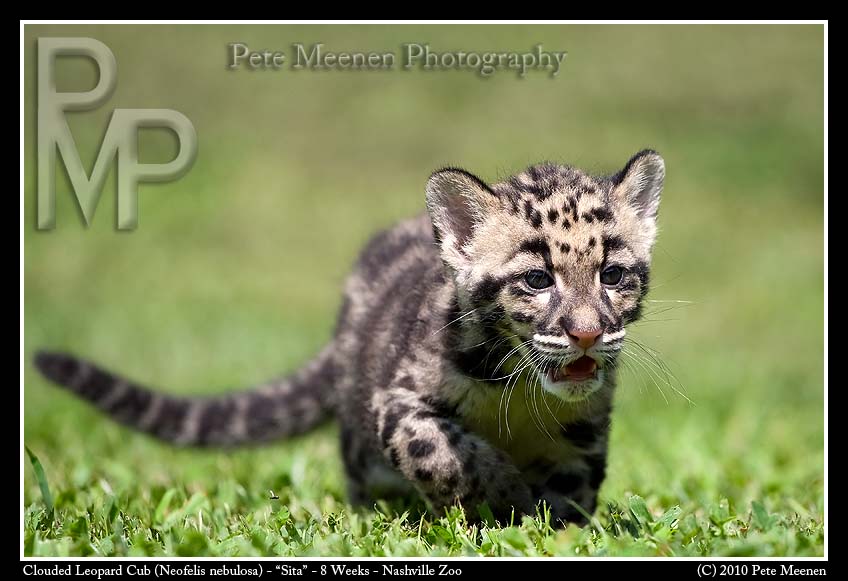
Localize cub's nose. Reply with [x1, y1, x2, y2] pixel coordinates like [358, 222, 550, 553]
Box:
[567, 328, 602, 349]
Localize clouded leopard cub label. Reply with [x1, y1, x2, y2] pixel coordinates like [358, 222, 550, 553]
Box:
[35, 150, 665, 526]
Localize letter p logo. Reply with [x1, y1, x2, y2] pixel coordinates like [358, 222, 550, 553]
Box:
[37, 38, 197, 230]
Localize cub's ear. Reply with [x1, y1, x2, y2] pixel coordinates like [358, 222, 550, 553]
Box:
[612, 150, 664, 221]
[426, 168, 499, 267]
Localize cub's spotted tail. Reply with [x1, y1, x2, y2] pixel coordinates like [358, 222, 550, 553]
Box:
[33, 347, 337, 447]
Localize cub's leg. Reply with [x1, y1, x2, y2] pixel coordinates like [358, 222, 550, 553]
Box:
[536, 421, 610, 526]
[533, 453, 607, 526]
[339, 420, 415, 506]
[373, 388, 534, 522]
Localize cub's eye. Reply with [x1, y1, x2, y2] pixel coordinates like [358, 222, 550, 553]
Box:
[524, 270, 554, 290]
[600, 265, 624, 286]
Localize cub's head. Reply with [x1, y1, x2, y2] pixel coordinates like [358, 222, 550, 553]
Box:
[426, 150, 664, 402]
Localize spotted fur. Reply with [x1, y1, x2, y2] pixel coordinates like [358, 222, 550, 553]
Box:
[34, 150, 665, 526]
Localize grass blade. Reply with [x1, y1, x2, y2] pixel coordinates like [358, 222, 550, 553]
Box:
[154, 489, 177, 525]
[628, 495, 652, 527]
[25, 446, 54, 516]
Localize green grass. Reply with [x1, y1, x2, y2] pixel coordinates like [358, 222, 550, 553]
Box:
[23, 24, 824, 557]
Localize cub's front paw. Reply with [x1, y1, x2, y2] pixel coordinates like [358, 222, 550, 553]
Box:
[458, 467, 536, 524]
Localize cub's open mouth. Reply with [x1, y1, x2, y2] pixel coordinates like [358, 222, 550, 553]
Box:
[548, 356, 598, 383]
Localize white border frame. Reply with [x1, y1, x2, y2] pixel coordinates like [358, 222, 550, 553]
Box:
[19, 19, 828, 563]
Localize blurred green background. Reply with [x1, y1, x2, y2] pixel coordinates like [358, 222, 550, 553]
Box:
[23, 24, 824, 556]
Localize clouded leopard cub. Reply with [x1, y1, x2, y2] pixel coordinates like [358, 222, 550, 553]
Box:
[35, 150, 664, 526]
